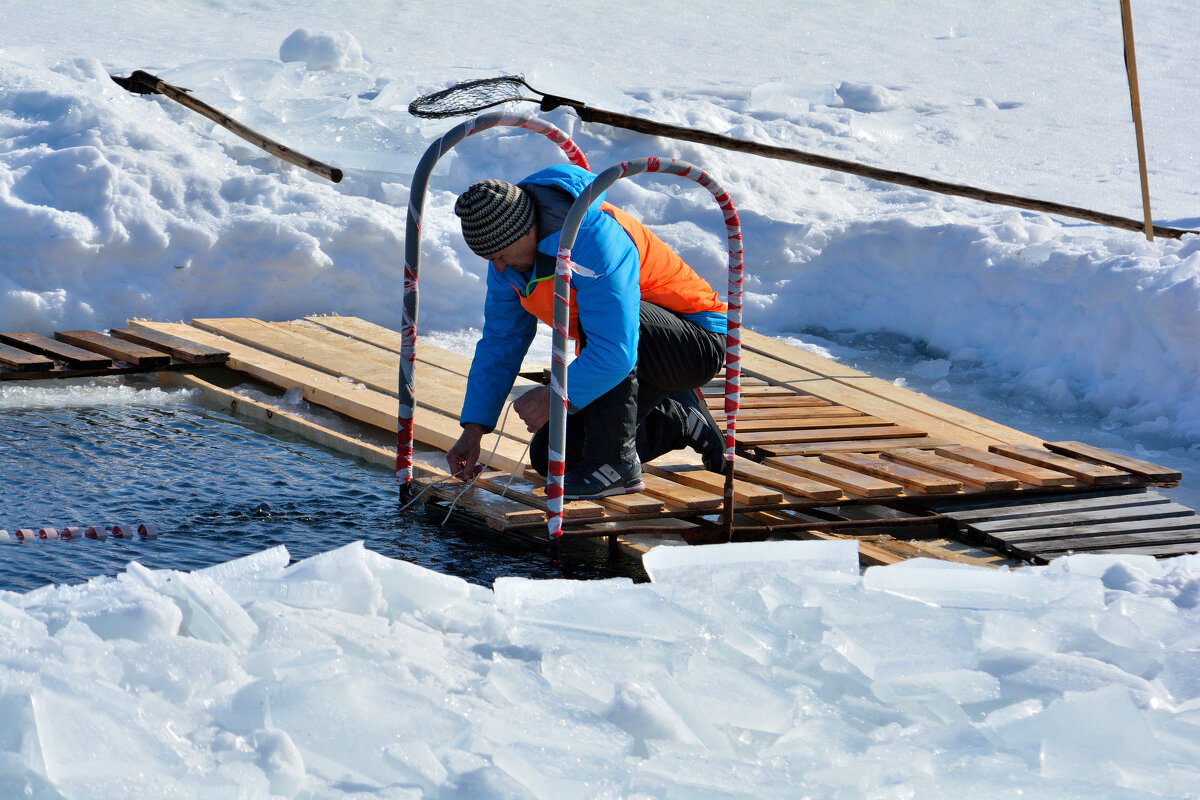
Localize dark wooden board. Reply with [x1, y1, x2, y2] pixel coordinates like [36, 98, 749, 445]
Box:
[0, 342, 55, 371]
[969, 502, 1196, 534]
[1016, 521, 1200, 553]
[938, 491, 1170, 523]
[0, 332, 111, 368]
[110, 327, 230, 363]
[56, 330, 172, 367]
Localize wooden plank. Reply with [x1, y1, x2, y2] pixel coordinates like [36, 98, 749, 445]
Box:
[1063, 540, 1200, 558]
[112, 326, 229, 362]
[640, 473, 724, 510]
[1043, 440, 1182, 483]
[55, 330, 172, 367]
[738, 425, 926, 446]
[759, 437, 951, 457]
[821, 452, 962, 494]
[128, 320, 536, 474]
[740, 329, 1045, 448]
[935, 446, 1076, 487]
[713, 405, 864, 422]
[471, 473, 607, 520]
[596, 491, 667, 515]
[305, 314, 406, 355]
[881, 448, 1021, 491]
[989, 444, 1131, 486]
[644, 463, 783, 506]
[726, 459, 846, 501]
[708, 395, 833, 410]
[973, 503, 1198, 536]
[721, 414, 894, 433]
[703, 384, 801, 398]
[1012, 521, 1200, 554]
[0, 332, 111, 368]
[764, 455, 905, 498]
[938, 491, 1168, 523]
[0, 342, 54, 371]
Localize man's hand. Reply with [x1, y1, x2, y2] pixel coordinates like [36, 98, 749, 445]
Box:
[446, 423, 486, 480]
[513, 385, 551, 433]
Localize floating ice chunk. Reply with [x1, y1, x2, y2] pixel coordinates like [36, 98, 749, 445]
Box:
[281, 541, 385, 616]
[642, 540, 860, 585]
[491, 740, 623, 799]
[27, 577, 182, 643]
[382, 740, 449, 794]
[121, 635, 245, 703]
[362, 547, 482, 618]
[1004, 651, 1155, 701]
[227, 672, 471, 787]
[825, 611, 979, 679]
[199, 544, 290, 584]
[495, 578, 704, 645]
[493, 576, 635, 612]
[125, 561, 257, 647]
[0, 693, 46, 778]
[279, 28, 364, 73]
[1160, 648, 1200, 703]
[863, 558, 1094, 610]
[0, 597, 50, 644]
[676, 657, 795, 733]
[872, 668, 1000, 704]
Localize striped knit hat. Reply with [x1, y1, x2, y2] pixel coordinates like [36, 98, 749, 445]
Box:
[454, 179, 535, 258]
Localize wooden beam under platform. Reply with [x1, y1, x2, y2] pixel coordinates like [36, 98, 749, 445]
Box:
[120, 314, 1192, 566]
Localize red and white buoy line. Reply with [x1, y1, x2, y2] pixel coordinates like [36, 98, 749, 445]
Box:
[1, 523, 159, 543]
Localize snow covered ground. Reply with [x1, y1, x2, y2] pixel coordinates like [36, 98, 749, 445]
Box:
[2, 1, 1199, 796]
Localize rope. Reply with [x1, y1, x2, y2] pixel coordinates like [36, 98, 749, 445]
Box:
[395, 397, 533, 525]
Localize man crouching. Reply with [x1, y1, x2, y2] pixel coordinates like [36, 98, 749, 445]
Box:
[446, 164, 728, 500]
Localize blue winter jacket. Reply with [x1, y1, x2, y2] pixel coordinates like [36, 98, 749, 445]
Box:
[459, 164, 719, 432]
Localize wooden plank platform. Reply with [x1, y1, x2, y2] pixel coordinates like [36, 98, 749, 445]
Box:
[0, 326, 229, 381]
[114, 314, 1191, 564]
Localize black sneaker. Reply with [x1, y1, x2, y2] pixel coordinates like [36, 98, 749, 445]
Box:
[670, 388, 728, 474]
[562, 458, 645, 500]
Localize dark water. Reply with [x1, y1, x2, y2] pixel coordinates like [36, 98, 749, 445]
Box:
[0, 387, 646, 593]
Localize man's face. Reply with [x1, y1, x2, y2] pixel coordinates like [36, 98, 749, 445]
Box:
[486, 227, 538, 274]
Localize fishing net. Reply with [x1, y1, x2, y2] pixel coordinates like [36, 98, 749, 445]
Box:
[408, 76, 541, 119]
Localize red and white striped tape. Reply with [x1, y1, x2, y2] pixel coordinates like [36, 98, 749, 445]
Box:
[1, 523, 159, 543]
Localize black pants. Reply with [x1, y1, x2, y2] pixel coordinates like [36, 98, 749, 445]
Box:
[530, 301, 724, 475]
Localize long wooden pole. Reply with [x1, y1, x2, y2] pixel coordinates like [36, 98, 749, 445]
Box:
[560, 104, 1195, 240]
[113, 71, 343, 183]
[1119, 0, 1154, 241]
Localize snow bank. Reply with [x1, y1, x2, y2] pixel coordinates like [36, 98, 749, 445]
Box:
[2, 541, 1198, 797]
